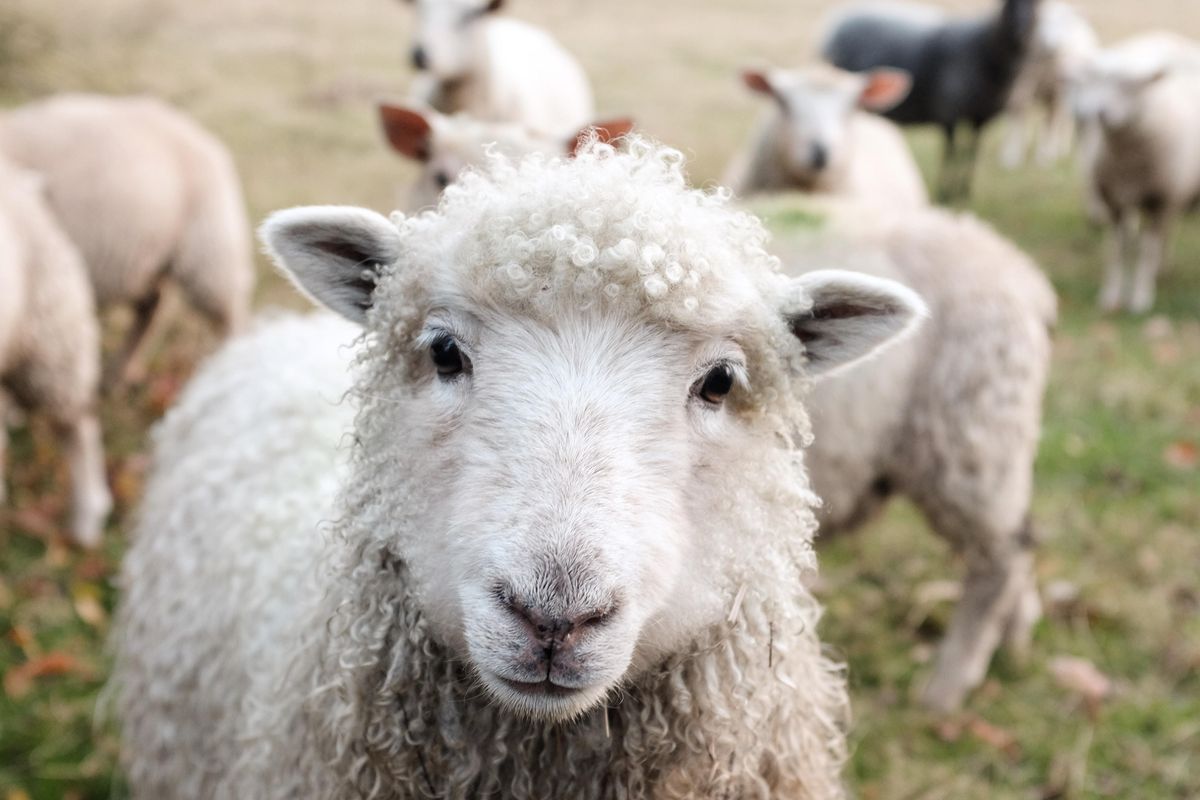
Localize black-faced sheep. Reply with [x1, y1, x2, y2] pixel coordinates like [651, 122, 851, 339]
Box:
[114, 141, 929, 799]
[822, 0, 1040, 200]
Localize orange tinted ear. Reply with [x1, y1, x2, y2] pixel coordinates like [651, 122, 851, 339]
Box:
[567, 118, 635, 156]
[379, 104, 433, 161]
[742, 70, 775, 97]
[858, 69, 912, 112]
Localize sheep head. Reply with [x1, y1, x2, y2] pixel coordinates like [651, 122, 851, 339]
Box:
[405, 0, 503, 80]
[262, 140, 925, 722]
[742, 65, 911, 184]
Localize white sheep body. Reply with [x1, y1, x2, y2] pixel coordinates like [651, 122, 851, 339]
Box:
[1075, 33, 1200, 312]
[414, 13, 594, 137]
[754, 194, 1056, 710]
[0, 94, 254, 377]
[108, 141, 937, 799]
[0, 156, 110, 545]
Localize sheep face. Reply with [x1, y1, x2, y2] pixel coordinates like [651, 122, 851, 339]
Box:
[262, 144, 925, 722]
[405, 0, 501, 80]
[743, 67, 911, 183]
[1071, 57, 1166, 132]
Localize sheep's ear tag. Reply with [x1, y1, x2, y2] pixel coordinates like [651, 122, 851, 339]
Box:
[379, 104, 433, 162]
[260, 206, 403, 325]
[786, 269, 928, 380]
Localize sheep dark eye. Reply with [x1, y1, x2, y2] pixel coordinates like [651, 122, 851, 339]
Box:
[695, 363, 735, 405]
[430, 334, 466, 377]
[433, 171, 451, 190]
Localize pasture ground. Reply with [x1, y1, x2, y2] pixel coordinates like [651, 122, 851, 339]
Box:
[1, 1, 1197, 797]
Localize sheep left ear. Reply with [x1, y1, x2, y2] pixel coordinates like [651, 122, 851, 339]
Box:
[485, 0, 503, 11]
[260, 206, 403, 325]
[567, 118, 635, 156]
[858, 69, 912, 112]
[785, 270, 927, 379]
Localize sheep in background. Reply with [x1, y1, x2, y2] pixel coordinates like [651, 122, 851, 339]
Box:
[403, 0, 594, 137]
[725, 65, 928, 208]
[0, 94, 254, 385]
[754, 194, 1056, 712]
[0, 157, 110, 547]
[378, 103, 632, 210]
[999, 1, 1098, 168]
[115, 140, 929, 799]
[822, 0, 1040, 200]
[1073, 33, 1200, 313]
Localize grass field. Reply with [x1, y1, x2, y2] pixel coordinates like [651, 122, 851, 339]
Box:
[1, 1, 1198, 797]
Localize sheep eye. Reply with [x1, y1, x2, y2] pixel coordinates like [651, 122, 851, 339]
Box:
[430, 334, 466, 377]
[694, 363, 735, 405]
[433, 171, 451, 190]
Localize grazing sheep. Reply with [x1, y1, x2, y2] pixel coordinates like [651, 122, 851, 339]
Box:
[1072, 33, 1200, 313]
[999, 1, 1098, 168]
[378, 103, 632, 210]
[822, 0, 1040, 199]
[0, 94, 254, 384]
[0, 157, 110, 547]
[725, 65, 928, 208]
[115, 140, 928, 799]
[403, 0, 594, 137]
[753, 193, 1056, 712]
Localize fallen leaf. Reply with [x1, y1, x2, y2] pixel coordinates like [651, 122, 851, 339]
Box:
[7, 789, 32, 800]
[1163, 441, 1197, 470]
[71, 582, 108, 628]
[967, 716, 1021, 760]
[3, 652, 82, 699]
[1050, 655, 1112, 720]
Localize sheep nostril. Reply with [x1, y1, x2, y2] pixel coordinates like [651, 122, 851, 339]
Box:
[810, 142, 829, 170]
[411, 45, 428, 71]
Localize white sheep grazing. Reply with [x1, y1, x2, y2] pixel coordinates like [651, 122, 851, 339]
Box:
[404, 0, 594, 137]
[1072, 33, 1200, 313]
[0, 157, 111, 547]
[755, 194, 1056, 712]
[1000, 1, 1098, 169]
[114, 140, 929, 799]
[0, 94, 254, 383]
[725, 65, 928, 208]
[378, 103, 632, 210]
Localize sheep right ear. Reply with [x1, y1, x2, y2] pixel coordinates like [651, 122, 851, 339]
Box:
[858, 69, 912, 112]
[379, 104, 434, 162]
[260, 206, 402, 324]
[742, 69, 778, 99]
[784, 270, 927, 379]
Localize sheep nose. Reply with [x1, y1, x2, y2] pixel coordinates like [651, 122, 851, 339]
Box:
[505, 596, 616, 651]
[810, 142, 829, 170]
[411, 45, 428, 71]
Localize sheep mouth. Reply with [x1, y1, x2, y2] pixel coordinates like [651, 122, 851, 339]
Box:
[495, 676, 584, 698]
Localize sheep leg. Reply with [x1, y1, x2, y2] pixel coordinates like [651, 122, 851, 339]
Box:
[0, 394, 7, 505]
[108, 283, 165, 388]
[936, 124, 960, 203]
[58, 413, 111, 548]
[1000, 113, 1030, 170]
[1038, 96, 1073, 166]
[921, 546, 1033, 712]
[1128, 210, 1172, 314]
[1099, 211, 1135, 312]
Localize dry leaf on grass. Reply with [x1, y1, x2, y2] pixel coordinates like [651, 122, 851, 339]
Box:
[1163, 441, 1197, 470]
[934, 714, 1021, 760]
[3, 651, 85, 699]
[72, 582, 108, 628]
[1049, 655, 1112, 719]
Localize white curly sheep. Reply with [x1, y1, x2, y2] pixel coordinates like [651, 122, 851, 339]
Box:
[404, 0, 594, 137]
[0, 156, 110, 547]
[726, 65, 928, 208]
[755, 194, 1056, 712]
[115, 140, 928, 799]
[377, 103, 632, 210]
[0, 94, 254, 384]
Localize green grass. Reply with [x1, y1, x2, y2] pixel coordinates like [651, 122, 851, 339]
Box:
[2, 1, 1199, 798]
